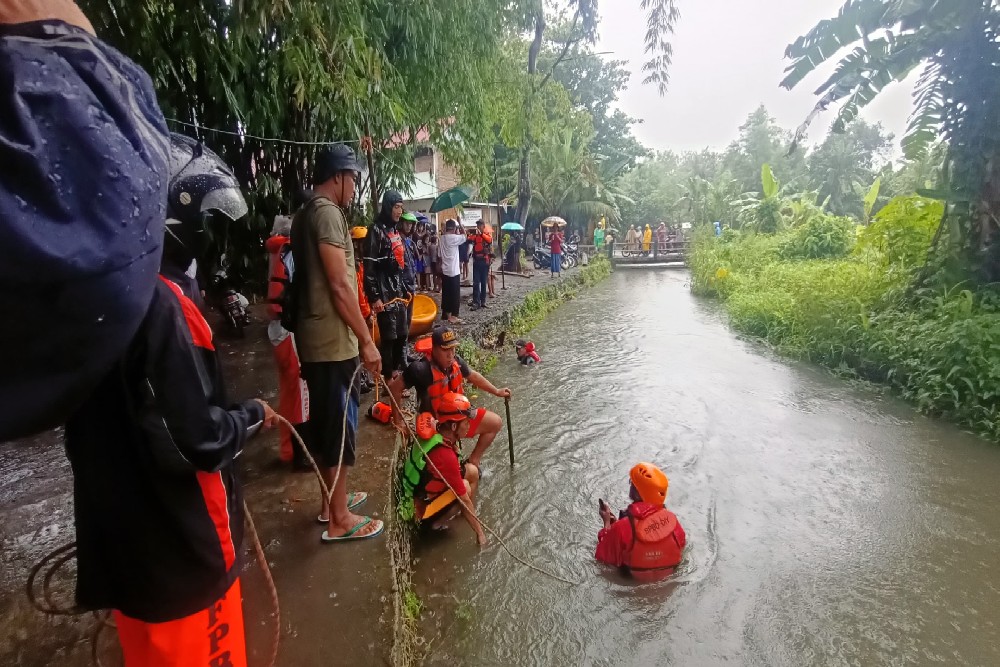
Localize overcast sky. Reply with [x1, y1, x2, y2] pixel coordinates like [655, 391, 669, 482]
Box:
[595, 0, 917, 155]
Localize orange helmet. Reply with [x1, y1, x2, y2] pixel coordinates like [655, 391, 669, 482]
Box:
[629, 462, 669, 506]
[436, 392, 473, 424]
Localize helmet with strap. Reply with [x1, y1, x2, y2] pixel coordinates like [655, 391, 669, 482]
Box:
[165, 133, 247, 258]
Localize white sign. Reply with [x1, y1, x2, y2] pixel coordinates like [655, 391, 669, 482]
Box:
[461, 208, 483, 228]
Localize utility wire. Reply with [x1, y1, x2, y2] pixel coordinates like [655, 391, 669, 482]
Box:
[165, 118, 362, 146]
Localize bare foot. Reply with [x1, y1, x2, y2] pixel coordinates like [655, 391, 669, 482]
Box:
[327, 513, 380, 538]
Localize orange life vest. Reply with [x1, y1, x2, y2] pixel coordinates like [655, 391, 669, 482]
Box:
[470, 230, 492, 260]
[265, 235, 290, 321]
[427, 360, 464, 414]
[624, 508, 683, 580]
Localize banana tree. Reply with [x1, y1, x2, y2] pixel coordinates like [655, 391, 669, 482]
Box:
[781, 0, 1000, 282]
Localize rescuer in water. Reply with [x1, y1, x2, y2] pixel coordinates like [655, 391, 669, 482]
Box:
[595, 462, 686, 580]
[398, 396, 487, 545]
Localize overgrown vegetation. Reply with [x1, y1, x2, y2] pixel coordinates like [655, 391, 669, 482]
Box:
[691, 195, 1000, 441]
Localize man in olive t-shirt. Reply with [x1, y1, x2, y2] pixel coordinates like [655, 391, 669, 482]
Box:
[290, 143, 383, 543]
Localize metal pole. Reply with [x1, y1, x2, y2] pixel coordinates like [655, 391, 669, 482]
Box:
[505, 397, 514, 466]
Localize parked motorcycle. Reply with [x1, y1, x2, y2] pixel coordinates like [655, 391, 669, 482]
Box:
[532, 245, 570, 270]
[209, 266, 252, 337]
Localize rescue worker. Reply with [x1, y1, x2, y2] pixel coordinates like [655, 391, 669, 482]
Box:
[468, 218, 492, 310]
[365, 191, 412, 383]
[399, 397, 487, 545]
[266, 214, 309, 468]
[595, 462, 686, 580]
[514, 339, 541, 365]
[351, 225, 375, 394]
[1, 5, 171, 441]
[64, 133, 279, 667]
[390, 326, 509, 468]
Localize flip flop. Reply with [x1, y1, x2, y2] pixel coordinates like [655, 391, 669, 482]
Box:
[316, 491, 368, 524]
[320, 516, 384, 543]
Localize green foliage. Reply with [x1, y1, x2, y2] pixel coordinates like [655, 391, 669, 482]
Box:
[780, 215, 855, 260]
[733, 164, 787, 233]
[783, 0, 1000, 284]
[690, 221, 1000, 442]
[856, 195, 943, 269]
[403, 590, 423, 622]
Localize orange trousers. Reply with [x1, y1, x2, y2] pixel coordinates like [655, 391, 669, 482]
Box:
[269, 323, 308, 461]
[114, 578, 246, 667]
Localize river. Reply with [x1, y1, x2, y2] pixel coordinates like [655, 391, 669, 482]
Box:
[413, 268, 1000, 666]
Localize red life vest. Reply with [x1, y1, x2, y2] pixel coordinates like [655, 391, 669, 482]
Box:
[388, 229, 406, 269]
[427, 361, 464, 415]
[624, 507, 683, 580]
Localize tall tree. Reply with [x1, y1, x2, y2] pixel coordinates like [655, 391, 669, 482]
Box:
[512, 0, 680, 228]
[724, 106, 807, 193]
[782, 0, 1000, 282]
[807, 120, 894, 217]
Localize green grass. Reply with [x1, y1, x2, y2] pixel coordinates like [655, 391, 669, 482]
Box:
[690, 212, 1000, 442]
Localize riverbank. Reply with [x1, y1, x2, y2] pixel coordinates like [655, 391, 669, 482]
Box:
[689, 202, 1000, 443]
[0, 258, 612, 666]
[388, 255, 612, 666]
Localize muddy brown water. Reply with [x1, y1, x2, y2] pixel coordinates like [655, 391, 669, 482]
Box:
[414, 268, 1000, 667]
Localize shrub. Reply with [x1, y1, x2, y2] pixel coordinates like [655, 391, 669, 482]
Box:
[856, 195, 942, 269]
[779, 214, 855, 260]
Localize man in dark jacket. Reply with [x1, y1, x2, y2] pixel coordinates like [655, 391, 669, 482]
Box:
[365, 190, 413, 382]
[65, 134, 278, 667]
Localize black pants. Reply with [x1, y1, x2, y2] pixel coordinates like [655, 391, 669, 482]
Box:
[300, 358, 360, 468]
[441, 274, 461, 319]
[380, 336, 406, 380]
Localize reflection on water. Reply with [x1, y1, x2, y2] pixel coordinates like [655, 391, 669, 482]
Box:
[415, 269, 1000, 667]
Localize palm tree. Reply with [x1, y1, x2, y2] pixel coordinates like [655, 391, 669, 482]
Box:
[781, 0, 1000, 281]
[527, 129, 624, 224]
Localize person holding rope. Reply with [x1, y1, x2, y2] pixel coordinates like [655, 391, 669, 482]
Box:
[63, 133, 280, 667]
[399, 399, 487, 545]
[390, 326, 509, 469]
[596, 462, 686, 581]
[365, 190, 413, 384]
[291, 143, 383, 542]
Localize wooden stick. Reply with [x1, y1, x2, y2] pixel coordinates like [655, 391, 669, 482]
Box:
[505, 397, 515, 466]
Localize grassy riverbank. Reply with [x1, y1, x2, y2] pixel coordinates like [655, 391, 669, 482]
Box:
[690, 197, 1000, 442]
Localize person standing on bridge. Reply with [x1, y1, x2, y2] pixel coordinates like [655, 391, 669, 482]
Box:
[596, 462, 686, 580]
[625, 225, 640, 252]
[642, 224, 653, 256]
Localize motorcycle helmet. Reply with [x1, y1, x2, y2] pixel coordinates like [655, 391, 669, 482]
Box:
[165, 133, 248, 261]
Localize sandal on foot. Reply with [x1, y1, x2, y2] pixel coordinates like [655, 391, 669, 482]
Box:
[316, 491, 368, 523]
[320, 516, 384, 542]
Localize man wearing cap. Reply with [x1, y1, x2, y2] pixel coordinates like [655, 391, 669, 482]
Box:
[291, 143, 383, 542]
[391, 326, 510, 468]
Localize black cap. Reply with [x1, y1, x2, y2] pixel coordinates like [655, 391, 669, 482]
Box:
[433, 325, 460, 349]
[313, 143, 361, 185]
